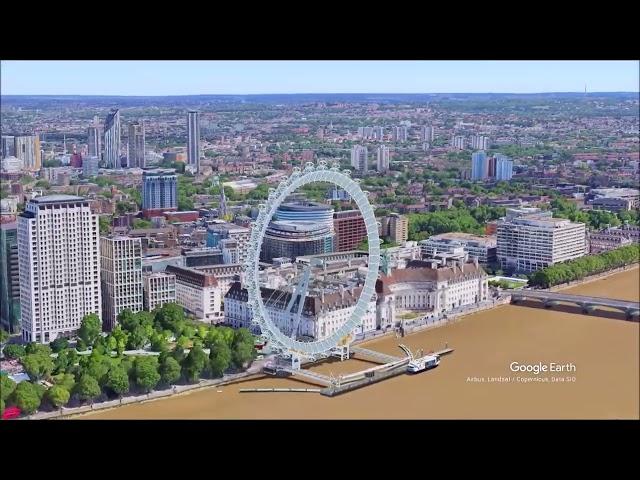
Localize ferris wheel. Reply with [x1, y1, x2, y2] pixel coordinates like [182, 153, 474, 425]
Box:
[244, 160, 381, 358]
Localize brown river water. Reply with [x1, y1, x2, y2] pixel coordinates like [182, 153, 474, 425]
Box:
[83, 267, 639, 419]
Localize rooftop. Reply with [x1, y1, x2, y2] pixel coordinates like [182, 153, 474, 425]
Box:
[30, 194, 85, 204]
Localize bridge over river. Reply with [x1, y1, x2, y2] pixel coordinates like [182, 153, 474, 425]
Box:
[509, 290, 640, 320]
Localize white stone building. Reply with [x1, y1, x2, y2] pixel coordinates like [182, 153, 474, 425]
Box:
[18, 195, 101, 343]
[166, 265, 222, 323]
[224, 283, 377, 340]
[497, 208, 587, 273]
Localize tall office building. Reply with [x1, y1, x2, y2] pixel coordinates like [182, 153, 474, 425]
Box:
[350, 145, 368, 173]
[100, 235, 143, 331]
[187, 110, 200, 173]
[1, 223, 20, 333]
[18, 195, 101, 343]
[104, 109, 121, 169]
[497, 208, 587, 273]
[82, 156, 100, 177]
[142, 168, 177, 211]
[376, 145, 390, 172]
[87, 124, 101, 157]
[14, 135, 41, 171]
[421, 126, 435, 143]
[495, 154, 513, 181]
[392, 126, 408, 142]
[471, 151, 489, 180]
[1, 136, 15, 158]
[128, 122, 145, 168]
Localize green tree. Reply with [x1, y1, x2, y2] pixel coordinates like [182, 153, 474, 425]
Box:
[46, 385, 70, 409]
[231, 328, 255, 369]
[176, 335, 190, 349]
[132, 219, 153, 229]
[134, 357, 160, 392]
[112, 325, 129, 355]
[75, 374, 101, 404]
[209, 339, 231, 378]
[81, 352, 111, 386]
[150, 332, 168, 353]
[182, 345, 207, 382]
[106, 365, 130, 397]
[12, 382, 42, 414]
[99, 216, 111, 234]
[52, 373, 76, 392]
[3, 343, 26, 360]
[1, 374, 17, 401]
[50, 337, 69, 353]
[22, 353, 54, 382]
[0, 329, 9, 345]
[159, 356, 181, 385]
[25, 342, 51, 356]
[78, 313, 102, 346]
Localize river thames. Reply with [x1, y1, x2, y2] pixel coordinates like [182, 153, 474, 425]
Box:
[83, 267, 639, 419]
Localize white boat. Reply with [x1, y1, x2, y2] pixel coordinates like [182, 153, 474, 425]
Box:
[407, 355, 440, 373]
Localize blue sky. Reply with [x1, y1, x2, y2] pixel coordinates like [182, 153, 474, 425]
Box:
[1, 61, 638, 95]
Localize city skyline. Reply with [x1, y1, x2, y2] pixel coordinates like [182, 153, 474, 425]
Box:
[1, 61, 638, 95]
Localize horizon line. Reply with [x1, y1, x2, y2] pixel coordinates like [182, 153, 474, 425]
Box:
[2, 91, 639, 97]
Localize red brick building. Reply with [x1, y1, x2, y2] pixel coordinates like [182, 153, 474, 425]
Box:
[333, 210, 367, 252]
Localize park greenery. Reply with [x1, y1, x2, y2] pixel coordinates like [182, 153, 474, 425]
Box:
[0, 303, 257, 418]
[528, 245, 640, 288]
[407, 206, 506, 241]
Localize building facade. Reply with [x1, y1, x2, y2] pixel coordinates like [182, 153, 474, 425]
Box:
[376, 145, 390, 172]
[143, 271, 176, 311]
[142, 168, 177, 211]
[376, 260, 489, 329]
[82, 156, 100, 177]
[187, 110, 200, 173]
[224, 282, 377, 339]
[471, 151, 488, 180]
[333, 210, 367, 252]
[495, 154, 513, 181]
[381, 214, 408, 244]
[128, 122, 145, 168]
[87, 125, 101, 157]
[421, 126, 435, 143]
[104, 109, 121, 169]
[589, 225, 639, 254]
[497, 208, 587, 273]
[14, 135, 41, 171]
[419, 232, 497, 265]
[18, 195, 101, 343]
[166, 265, 222, 323]
[350, 145, 368, 173]
[100, 235, 143, 331]
[0, 223, 20, 333]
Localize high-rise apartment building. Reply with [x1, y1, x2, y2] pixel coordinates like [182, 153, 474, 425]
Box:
[376, 145, 390, 172]
[381, 214, 408, 244]
[143, 272, 176, 311]
[82, 156, 100, 177]
[1, 136, 15, 158]
[14, 135, 41, 171]
[392, 126, 408, 142]
[451, 135, 465, 150]
[100, 235, 143, 331]
[104, 109, 121, 169]
[350, 145, 368, 173]
[421, 126, 435, 143]
[87, 124, 101, 157]
[373, 126, 384, 141]
[1, 223, 21, 333]
[187, 110, 200, 173]
[471, 151, 489, 180]
[497, 208, 587, 273]
[18, 195, 101, 343]
[142, 168, 177, 211]
[333, 210, 367, 252]
[470, 135, 490, 150]
[128, 122, 145, 168]
[495, 154, 513, 181]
